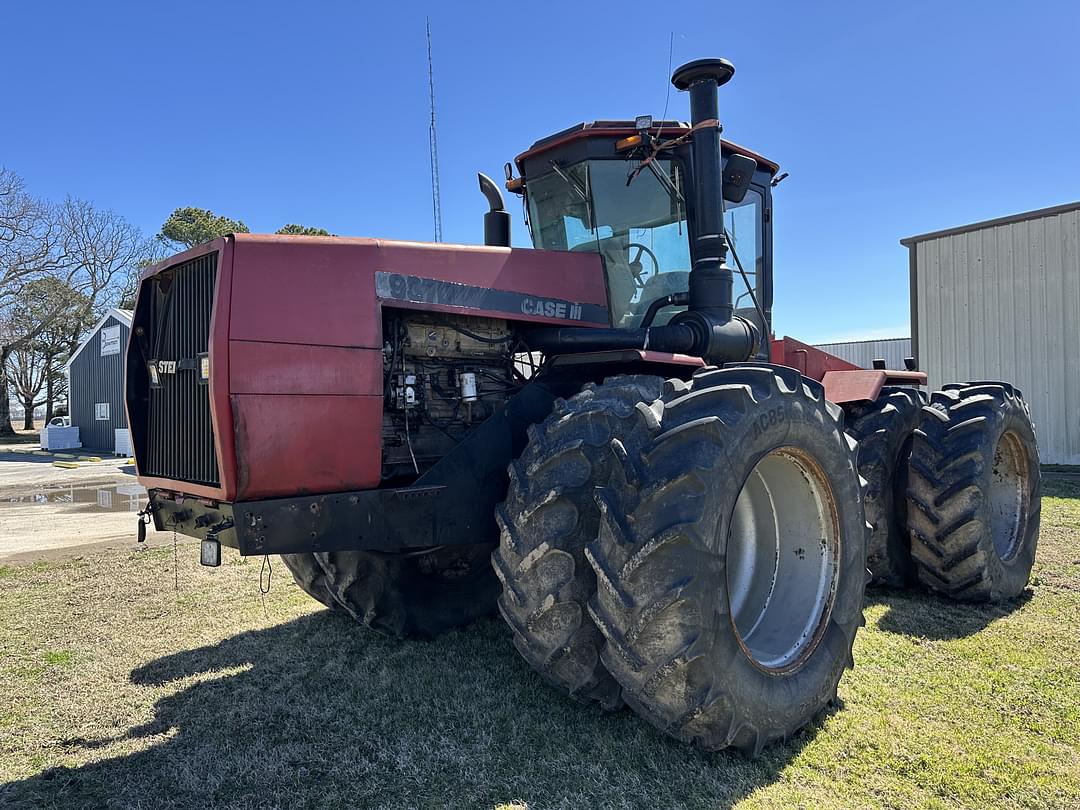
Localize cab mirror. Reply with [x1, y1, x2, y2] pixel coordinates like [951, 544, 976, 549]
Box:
[722, 154, 758, 203]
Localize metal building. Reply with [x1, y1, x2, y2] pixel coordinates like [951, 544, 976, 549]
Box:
[64, 308, 133, 455]
[813, 337, 912, 370]
[903, 201, 1080, 465]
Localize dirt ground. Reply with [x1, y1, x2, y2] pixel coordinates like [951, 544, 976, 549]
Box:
[0, 432, 168, 563]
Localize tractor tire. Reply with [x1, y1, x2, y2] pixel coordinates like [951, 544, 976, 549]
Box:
[844, 387, 925, 588]
[587, 365, 868, 754]
[906, 382, 1041, 602]
[315, 544, 500, 637]
[279, 553, 341, 610]
[492, 375, 665, 710]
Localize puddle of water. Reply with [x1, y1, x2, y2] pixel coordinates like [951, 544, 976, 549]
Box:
[4, 483, 147, 513]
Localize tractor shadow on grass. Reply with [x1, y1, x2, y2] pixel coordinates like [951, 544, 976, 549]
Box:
[0, 612, 831, 810]
[869, 586, 1033, 640]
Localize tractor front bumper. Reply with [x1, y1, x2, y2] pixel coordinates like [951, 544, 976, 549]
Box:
[148, 483, 455, 557]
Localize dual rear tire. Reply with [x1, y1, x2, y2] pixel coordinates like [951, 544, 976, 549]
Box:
[906, 382, 1041, 601]
[846, 381, 1041, 602]
[496, 366, 869, 753]
[584, 365, 867, 753]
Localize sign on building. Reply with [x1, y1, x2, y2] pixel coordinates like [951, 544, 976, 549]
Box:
[100, 325, 121, 356]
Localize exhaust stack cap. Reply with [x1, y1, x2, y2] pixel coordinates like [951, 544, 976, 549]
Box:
[672, 57, 735, 91]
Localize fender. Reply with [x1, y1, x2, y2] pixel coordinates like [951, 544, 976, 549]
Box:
[771, 335, 926, 404]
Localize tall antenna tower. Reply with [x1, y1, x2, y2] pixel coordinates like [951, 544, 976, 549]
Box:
[426, 17, 443, 243]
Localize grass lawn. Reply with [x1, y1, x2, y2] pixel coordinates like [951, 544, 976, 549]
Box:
[1, 482, 1078, 809]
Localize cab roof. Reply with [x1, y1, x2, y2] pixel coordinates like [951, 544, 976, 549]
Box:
[515, 120, 780, 176]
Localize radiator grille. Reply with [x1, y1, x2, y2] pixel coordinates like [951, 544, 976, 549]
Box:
[143, 253, 220, 486]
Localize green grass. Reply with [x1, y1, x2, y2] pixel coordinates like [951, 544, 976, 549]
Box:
[0, 561, 53, 580]
[41, 650, 74, 667]
[1, 486, 1078, 809]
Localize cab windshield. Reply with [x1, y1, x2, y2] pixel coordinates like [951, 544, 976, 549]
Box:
[527, 158, 762, 329]
[527, 159, 690, 327]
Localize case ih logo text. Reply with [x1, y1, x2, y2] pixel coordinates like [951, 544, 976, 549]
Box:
[520, 297, 583, 320]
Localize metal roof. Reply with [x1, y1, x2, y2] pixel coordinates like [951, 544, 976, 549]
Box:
[63, 307, 133, 370]
[900, 201, 1080, 247]
[812, 336, 909, 347]
[813, 338, 912, 371]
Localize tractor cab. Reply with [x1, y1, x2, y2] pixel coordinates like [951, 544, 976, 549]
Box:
[508, 120, 779, 341]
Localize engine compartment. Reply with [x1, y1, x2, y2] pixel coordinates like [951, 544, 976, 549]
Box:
[381, 312, 522, 481]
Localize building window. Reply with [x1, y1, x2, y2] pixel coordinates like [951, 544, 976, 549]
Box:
[100, 325, 121, 356]
[95, 402, 110, 421]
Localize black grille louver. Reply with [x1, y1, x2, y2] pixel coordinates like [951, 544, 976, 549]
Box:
[143, 253, 221, 486]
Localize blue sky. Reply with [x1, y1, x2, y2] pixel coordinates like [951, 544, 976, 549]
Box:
[4, 1, 1078, 343]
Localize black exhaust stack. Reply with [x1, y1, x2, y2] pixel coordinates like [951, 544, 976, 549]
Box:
[527, 57, 758, 364]
[478, 173, 511, 247]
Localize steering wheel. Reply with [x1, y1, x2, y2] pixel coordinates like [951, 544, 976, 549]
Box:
[627, 242, 660, 288]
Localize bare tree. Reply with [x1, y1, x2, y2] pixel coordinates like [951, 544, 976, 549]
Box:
[4, 277, 93, 427]
[59, 196, 151, 315]
[1, 169, 151, 435]
[119, 238, 169, 309]
[6, 346, 47, 429]
[0, 168, 64, 435]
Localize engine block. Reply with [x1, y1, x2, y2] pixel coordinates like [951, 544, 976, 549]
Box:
[381, 312, 515, 480]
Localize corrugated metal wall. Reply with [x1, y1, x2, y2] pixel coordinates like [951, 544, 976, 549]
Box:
[912, 208, 1080, 465]
[813, 338, 912, 370]
[69, 315, 129, 451]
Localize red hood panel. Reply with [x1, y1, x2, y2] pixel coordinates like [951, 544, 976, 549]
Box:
[228, 235, 609, 348]
[134, 235, 611, 503]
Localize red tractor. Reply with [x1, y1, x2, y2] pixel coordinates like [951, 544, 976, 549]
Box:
[127, 59, 1041, 754]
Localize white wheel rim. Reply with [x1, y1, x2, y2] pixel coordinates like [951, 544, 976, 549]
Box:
[726, 448, 841, 672]
[989, 430, 1029, 562]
